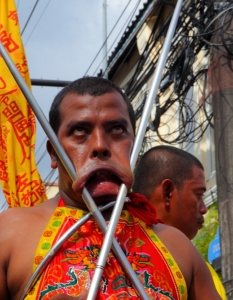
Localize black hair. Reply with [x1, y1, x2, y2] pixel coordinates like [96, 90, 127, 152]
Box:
[49, 76, 135, 134]
[133, 145, 204, 199]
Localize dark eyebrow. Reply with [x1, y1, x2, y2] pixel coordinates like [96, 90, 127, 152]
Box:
[66, 120, 92, 130]
[104, 118, 129, 127]
[66, 118, 129, 131]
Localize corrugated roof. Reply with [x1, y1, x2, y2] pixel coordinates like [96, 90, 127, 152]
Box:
[107, 0, 153, 70]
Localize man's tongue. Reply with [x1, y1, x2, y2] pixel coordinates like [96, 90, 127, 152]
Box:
[85, 171, 121, 197]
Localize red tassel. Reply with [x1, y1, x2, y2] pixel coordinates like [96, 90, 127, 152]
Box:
[126, 192, 163, 226]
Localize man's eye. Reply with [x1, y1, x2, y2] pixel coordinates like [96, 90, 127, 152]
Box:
[111, 126, 124, 134]
[73, 127, 86, 135]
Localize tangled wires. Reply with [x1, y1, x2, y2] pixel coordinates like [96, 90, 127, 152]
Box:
[111, 0, 233, 153]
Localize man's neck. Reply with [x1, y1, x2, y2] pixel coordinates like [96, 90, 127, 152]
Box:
[58, 189, 89, 210]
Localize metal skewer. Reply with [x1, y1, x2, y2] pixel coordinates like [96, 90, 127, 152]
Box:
[87, 0, 184, 298]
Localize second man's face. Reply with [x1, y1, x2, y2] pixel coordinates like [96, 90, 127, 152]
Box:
[53, 91, 135, 205]
[174, 166, 207, 239]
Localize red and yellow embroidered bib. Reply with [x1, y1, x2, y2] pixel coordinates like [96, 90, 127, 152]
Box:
[27, 198, 187, 300]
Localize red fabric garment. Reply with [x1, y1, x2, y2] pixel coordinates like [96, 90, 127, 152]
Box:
[30, 197, 185, 300]
[126, 192, 163, 225]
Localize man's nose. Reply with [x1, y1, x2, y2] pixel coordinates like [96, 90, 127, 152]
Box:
[91, 130, 110, 159]
[200, 200, 207, 215]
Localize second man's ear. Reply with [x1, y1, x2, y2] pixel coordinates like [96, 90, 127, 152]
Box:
[162, 179, 175, 206]
[46, 140, 58, 169]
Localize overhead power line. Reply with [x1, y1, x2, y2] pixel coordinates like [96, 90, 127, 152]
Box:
[91, 0, 142, 77]
[84, 0, 140, 76]
[24, 0, 52, 46]
[16, 0, 21, 10]
[21, 0, 40, 35]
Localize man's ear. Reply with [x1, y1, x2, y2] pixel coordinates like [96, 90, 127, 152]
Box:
[46, 140, 58, 169]
[161, 179, 175, 207]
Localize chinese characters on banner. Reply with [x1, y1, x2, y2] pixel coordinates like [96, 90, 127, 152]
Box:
[0, 0, 47, 207]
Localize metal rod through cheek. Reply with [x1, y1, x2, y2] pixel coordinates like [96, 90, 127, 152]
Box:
[87, 0, 184, 298]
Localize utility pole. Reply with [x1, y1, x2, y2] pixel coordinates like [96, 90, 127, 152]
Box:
[102, 0, 108, 79]
[211, 3, 233, 297]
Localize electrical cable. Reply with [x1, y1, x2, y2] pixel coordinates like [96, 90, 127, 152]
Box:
[43, 170, 54, 183]
[36, 136, 47, 156]
[21, 0, 40, 35]
[90, 0, 142, 77]
[199, 5, 233, 47]
[174, 46, 193, 93]
[36, 149, 47, 165]
[84, 0, 139, 76]
[161, 0, 175, 8]
[24, 0, 52, 46]
[45, 174, 58, 189]
[220, 7, 233, 55]
[110, 1, 164, 89]
[16, 0, 21, 9]
[115, 0, 217, 150]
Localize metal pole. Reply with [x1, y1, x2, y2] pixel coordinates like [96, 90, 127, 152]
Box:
[130, 0, 183, 169]
[0, 42, 149, 299]
[102, 0, 108, 78]
[31, 78, 71, 87]
[87, 0, 184, 298]
[211, 5, 233, 296]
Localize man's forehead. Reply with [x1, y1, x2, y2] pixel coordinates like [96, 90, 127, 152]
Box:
[60, 92, 130, 120]
[62, 91, 123, 106]
[185, 167, 206, 188]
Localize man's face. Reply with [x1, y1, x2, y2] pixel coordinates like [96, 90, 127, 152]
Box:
[170, 166, 207, 240]
[50, 91, 134, 205]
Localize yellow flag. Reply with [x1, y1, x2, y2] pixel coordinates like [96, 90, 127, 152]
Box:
[0, 0, 47, 207]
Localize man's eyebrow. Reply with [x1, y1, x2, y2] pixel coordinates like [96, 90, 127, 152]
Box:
[66, 120, 92, 129]
[104, 118, 128, 126]
[65, 119, 129, 129]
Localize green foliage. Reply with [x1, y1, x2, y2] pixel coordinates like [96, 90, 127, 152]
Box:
[192, 202, 219, 261]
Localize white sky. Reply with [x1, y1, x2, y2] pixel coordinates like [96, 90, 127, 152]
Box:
[0, 0, 145, 210]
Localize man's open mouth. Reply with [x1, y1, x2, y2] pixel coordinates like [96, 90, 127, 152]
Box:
[85, 170, 122, 197]
[197, 219, 204, 229]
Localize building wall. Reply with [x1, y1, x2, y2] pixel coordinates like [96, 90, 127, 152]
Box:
[111, 48, 140, 87]
[108, 2, 216, 207]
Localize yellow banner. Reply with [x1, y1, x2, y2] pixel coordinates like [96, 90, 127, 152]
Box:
[0, 0, 47, 207]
